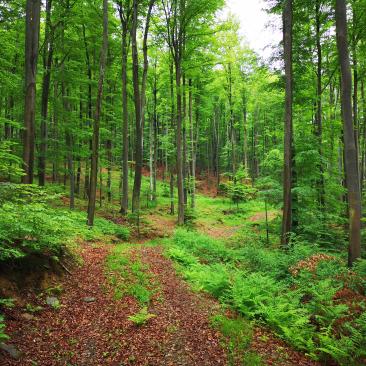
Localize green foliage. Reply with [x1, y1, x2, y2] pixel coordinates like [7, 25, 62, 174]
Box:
[353, 259, 366, 293]
[183, 208, 197, 227]
[128, 307, 156, 326]
[219, 182, 257, 209]
[0, 184, 129, 261]
[161, 183, 170, 198]
[172, 229, 234, 263]
[0, 314, 8, 342]
[0, 141, 24, 179]
[185, 264, 230, 297]
[210, 314, 255, 365]
[242, 351, 264, 366]
[107, 245, 155, 305]
[167, 229, 366, 364]
[0, 298, 13, 342]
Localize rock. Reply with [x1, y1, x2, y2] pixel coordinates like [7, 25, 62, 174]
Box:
[0, 343, 22, 360]
[83, 297, 96, 303]
[21, 313, 35, 321]
[46, 296, 59, 307]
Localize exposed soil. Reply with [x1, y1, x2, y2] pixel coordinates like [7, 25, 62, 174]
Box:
[198, 223, 241, 239]
[248, 211, 279, 223]
[1, 241, 227, 366]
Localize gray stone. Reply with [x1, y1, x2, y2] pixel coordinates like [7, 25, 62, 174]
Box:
[83, 297, 96, 303]
[46, 296, 59, 307]
[0, 343, 22, 359]
[21, 313, 35, 321]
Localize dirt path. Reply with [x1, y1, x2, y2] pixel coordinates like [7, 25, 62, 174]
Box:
[1, 241, 227, 366]
[1, 212, 319, 366]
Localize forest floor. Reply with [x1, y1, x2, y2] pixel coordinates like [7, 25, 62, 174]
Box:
[0, 202, 320, 366]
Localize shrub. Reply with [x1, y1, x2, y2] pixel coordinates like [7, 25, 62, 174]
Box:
[184, 263, 230, 298]
[128, 307, 156, 326]
[173, 229, 233, 263]
[0, 184, 129, 261]
[0, 314, 8, 342]
[184, 208, 197, 228]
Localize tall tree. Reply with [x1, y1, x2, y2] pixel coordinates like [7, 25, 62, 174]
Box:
[281, 0, 294, 246]
[87, 0, 109, 226]
[117, 0, 132, 215]
[130, 0, 155, 213]
[38, 0, 53, 186]
[22, 0, 41, 184]
[335, 0, 361, 266]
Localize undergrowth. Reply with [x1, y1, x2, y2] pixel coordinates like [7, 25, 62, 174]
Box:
[210, 314, 263, 366]
[167, 229, 366, 365]
[106, 245, 157, 306]
[0, 183, 129, 261]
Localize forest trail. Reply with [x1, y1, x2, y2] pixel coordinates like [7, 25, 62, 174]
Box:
[1, 237, 227, 366]
[2, 213, 320, 366]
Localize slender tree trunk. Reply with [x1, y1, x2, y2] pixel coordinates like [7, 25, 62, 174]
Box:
[335, 0, 361, 266]
[243, 96, 248, 173]
[131, 0, 154, 213]
[87, 0, 108, 226]
[120, 20, 130, 214]
[189, 79, 196, 208]
[315, 0, 325, 209]
[52, 78, 59, 183]
[82, 24, 92, 199]
[38, 0, 53, 186]
[360, 81, 366, 194]
[22, 0, 41, 184]
[149, 113, 154, 201]
[175, 60, 185, 225]
[169, 61, 175, 215]
[281, 0, 294, 246]
[153, 75, 158, 198]
[65, 131, 75, 209]
[118, 9, 128, 206]
[106, 139, 112, 203]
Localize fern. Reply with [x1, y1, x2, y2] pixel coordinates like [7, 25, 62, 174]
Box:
[128, 307, 156, 326]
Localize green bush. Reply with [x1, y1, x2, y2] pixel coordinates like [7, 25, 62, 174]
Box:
[0, 314, 8, 342]
[173, 229, 233, 263]
[184, 263, 230, 298]
[0, 184, 129, 261]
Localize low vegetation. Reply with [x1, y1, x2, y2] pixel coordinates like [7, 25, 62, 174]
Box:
[166, 228, 366, 365]
[0, 183, 129, 261]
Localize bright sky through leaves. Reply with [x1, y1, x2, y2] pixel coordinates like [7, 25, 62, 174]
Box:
[224, 0, 282, 60]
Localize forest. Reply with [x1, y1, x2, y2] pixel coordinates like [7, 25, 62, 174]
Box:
[0, 0, 365, 365]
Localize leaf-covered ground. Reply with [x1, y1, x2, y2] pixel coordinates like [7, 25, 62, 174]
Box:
[1, 239, 228, 366]
[1, 225, 321, 366]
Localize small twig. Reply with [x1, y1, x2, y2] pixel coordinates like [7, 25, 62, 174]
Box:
[60, 262, 72, 275]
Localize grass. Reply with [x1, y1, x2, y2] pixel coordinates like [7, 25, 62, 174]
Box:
[210, 314, 262, 366]
[106, 244, 157, 306]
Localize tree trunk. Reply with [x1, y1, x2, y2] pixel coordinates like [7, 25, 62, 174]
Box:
[131, 0, 154, 213]
[315, 0, 325, 209]
[22, 0, 41, 184]
[38, 0, 53, 186]
[281, 0, 294, 246]
[117, 4, 131, 215]
[189, 79, 196, 208]
[87, 0, 108, 226]
[175, 60, 185, 225]
[82, 24, 93, 200]
[335, 0, 361, 266]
